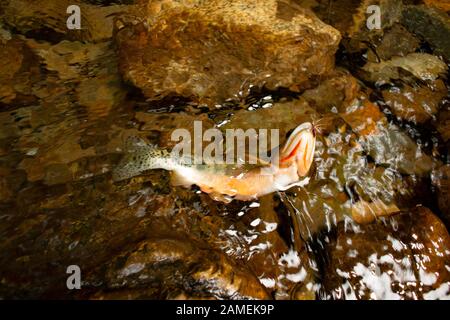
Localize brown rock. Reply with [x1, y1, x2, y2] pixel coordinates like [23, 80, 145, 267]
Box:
[0, 167, 14, 202]
[100, 238, 271, 299]
[365, 125, 439, 177]
[115, 0, 341, 106]
[222, 98, 320, 145]
[436, 107, 450, 142]
[302, 71, 361, 113]
[301, 0, 361, 35]
[382, 80, 447, 124]
[351, 0, 403, 35]
[321, 207, 450, 299]
[371, 24, 420, 61]
[423, 0, 450, 12]
[351, 199, 400, 224]
[134, 111, 215, 149]
[340, 99, 385, 136]
[0, 37, 42, 106]
[306, 75, 440, 177]
[363, 53, 448, 84]
[299, 72, 440, 177]
[343, 0, 403, 53]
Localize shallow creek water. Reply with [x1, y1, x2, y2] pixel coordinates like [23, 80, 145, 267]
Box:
[0, 0, 449, 300]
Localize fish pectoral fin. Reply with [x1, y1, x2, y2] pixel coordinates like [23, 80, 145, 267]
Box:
[208, 191, 234, 204]
[170, 172, 192, 187]
[199, 184, 213, 193]
[197, 184, 234, 203]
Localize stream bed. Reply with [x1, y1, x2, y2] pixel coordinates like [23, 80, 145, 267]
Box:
[0, 0, 449, 299]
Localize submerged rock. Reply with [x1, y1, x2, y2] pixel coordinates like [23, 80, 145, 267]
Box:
[351, 199, 399, 224]
[381, 80, 447, 124]
[364, 124, 438, 177]
[362, 53, 448, 84]
[0, 36, 42, 106]
[432, 165, 450, 228]
[301, 72, 440, 177]
[370, 24, 419, 61]
[221, 97, 320, 147]
[0, 0, 131, 42]
[302, 0, 362, 35]
[343, 0, 404, 53]
[97, 238, 271, 299]
[115, 0, 341, 106]
[423, 0, 450, 12]
[436, 107, 450, 142]
[350, 0, 403, 36]
[321, 207, 450, 300]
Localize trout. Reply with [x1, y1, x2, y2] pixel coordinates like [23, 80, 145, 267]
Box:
[113, 122, 316, 202]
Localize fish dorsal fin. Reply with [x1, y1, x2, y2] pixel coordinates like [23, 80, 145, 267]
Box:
[124, 136, 153, 153]
[124, 136, 170, 159]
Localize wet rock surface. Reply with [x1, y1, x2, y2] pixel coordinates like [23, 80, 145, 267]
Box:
[0, 0, 131, 42]
[371, 24, 420, 61]
[432, 165, 450, 228]
[115, 0, 341, 106]
[0, 0, 449, 300]
[381, 80, 447, 124]
[402, 5, 450, 61]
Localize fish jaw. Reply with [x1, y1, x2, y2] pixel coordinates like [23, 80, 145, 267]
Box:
[280, 122, 316, 177]
[296, 130, 316, 177]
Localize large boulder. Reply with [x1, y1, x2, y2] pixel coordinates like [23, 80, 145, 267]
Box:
[115, 0, 341, 106]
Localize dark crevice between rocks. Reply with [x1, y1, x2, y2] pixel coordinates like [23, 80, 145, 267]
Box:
[3, 24, 67, 45]
[24, 27, 67, 45]
[127, 84, 193, 114]
[273, 194, 296, 250]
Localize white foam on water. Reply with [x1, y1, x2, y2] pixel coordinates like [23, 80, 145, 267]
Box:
[352, 262, 402, 300]
[419, 268, 437, 286]
[423, 283, 450, 300]
[262, 222, 277, 233]
[286, 267, 307, 283]
[250, 218, 261, 227]
[260, 277, 276, 288]
[386, 235, 406, 252]
[279, 249, 301, 268]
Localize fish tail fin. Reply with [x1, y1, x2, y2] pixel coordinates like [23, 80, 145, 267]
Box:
[112, 136, 172, 181]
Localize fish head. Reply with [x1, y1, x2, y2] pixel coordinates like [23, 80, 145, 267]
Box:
[279, 122, 316, 177]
